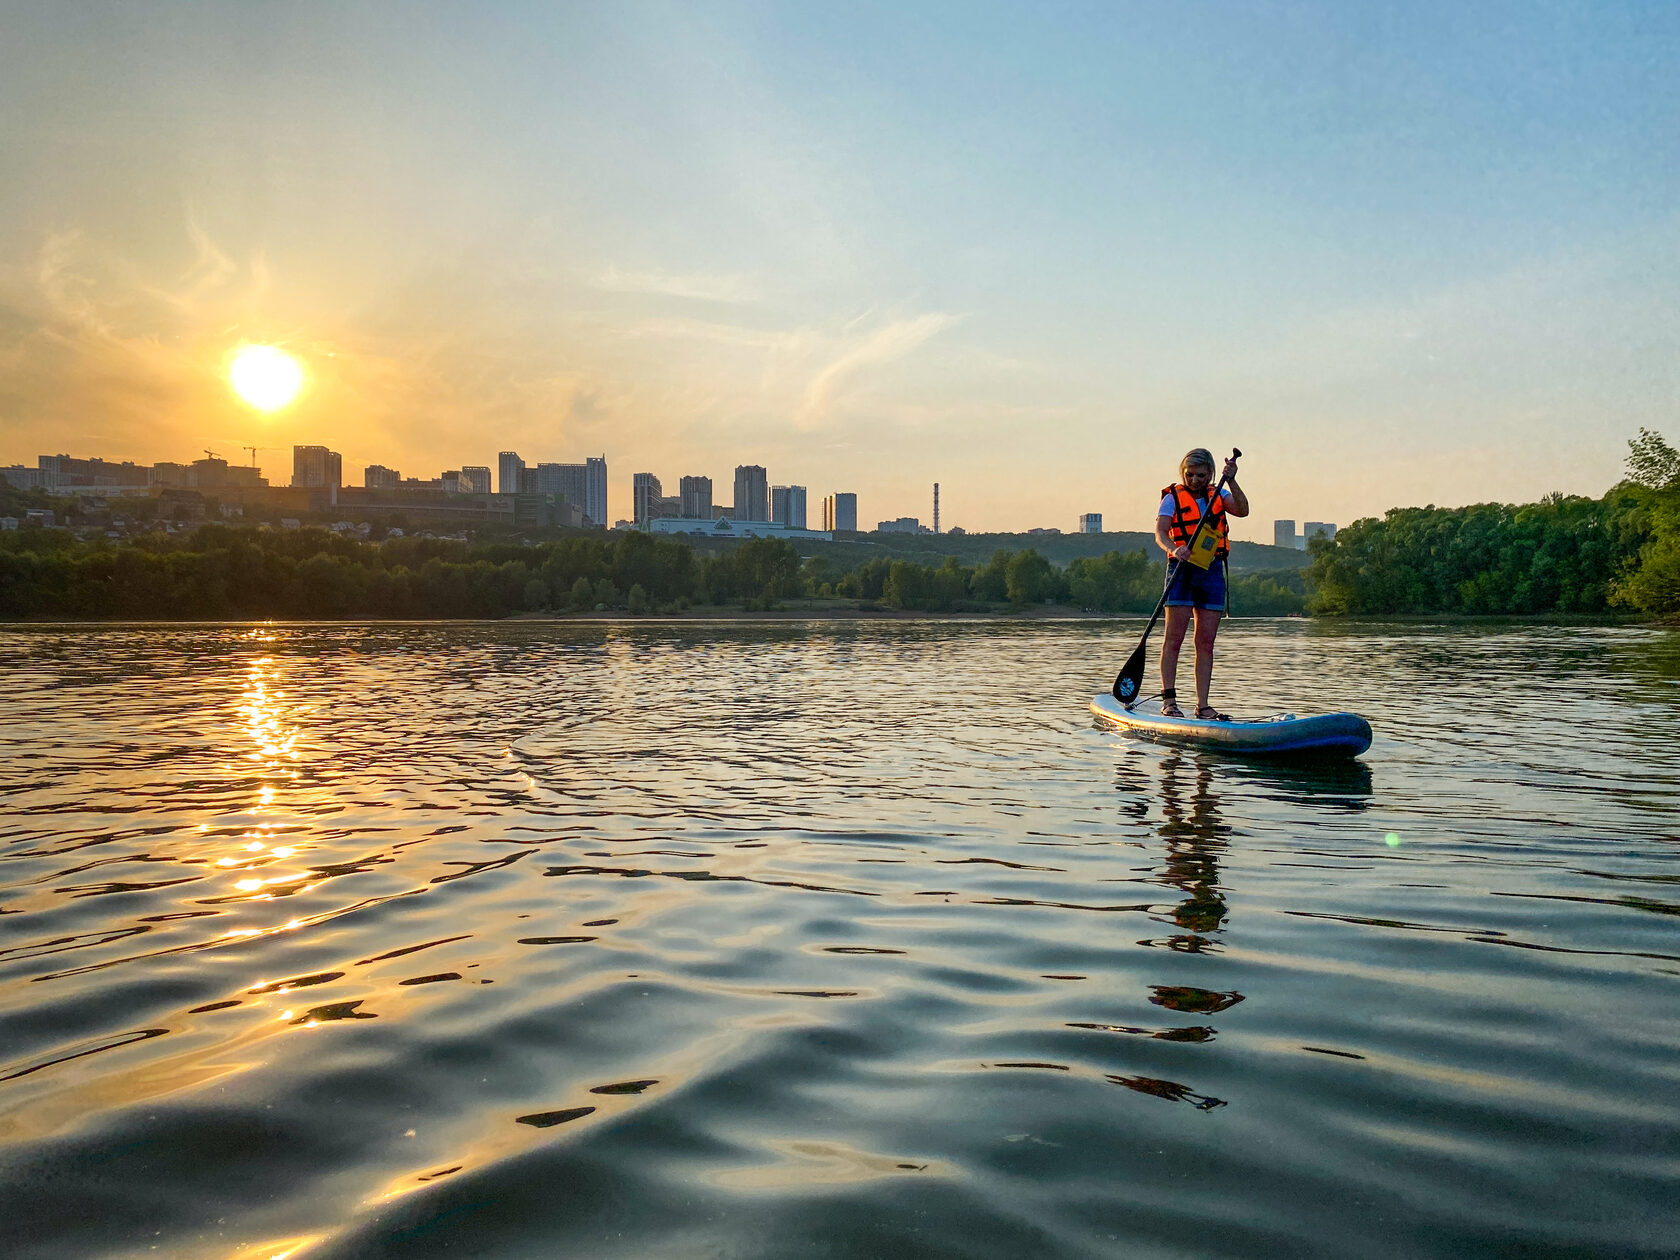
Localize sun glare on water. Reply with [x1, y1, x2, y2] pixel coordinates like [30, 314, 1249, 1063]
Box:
[228, 344, 306, 412]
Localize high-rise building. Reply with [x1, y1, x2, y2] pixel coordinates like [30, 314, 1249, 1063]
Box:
[1273, 519, 1297, 549]
[460, 465, 491, 494]
[535, 462, 589, 512]
[442, 470, 462, 495]
[497, 451, 525, 495]
[292, 445, 342, 489]
[365, 464, 401, 490]
[1303, 522, 1337, 547]
[518, 467, 539, 493]
[519, 460, 604, 523]
[633, 473, 664, 525]
[733, 465, 769, 522]
[771, 485, 807, 528]
[680, 475, 712, 519]
[585, 457, 607, 528]
[1080, 513, 1103, 533]
[823, 492, 857, 533]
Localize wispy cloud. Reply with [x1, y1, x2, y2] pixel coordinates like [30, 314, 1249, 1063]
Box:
[141, 210, 240, 313]
[595, 264, 761, 304]
[796, 311, 962, 428]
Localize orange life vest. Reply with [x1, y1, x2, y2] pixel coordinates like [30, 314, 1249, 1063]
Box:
[1162, 483, 1229, 559]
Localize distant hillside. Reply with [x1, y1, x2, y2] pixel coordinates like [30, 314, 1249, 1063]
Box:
[758, 530, 1308, 574]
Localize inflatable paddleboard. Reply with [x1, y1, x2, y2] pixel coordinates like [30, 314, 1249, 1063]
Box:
[1090, 693, 1372, 758]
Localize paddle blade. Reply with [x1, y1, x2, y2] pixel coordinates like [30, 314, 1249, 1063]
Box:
[1112, 638, 1148, 708]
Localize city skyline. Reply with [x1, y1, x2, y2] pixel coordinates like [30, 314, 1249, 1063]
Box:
[3, 5, 1676, 533]
[0, 438, 1364, 540]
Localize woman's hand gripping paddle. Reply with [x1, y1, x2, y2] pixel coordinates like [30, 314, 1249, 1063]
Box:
[1112, 448, 1241, 709]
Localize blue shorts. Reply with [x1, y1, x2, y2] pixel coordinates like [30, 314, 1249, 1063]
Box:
[1164, 558, 1226, 611]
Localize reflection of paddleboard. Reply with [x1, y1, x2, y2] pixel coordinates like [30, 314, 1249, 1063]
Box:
[1090, 694, 1372, 759]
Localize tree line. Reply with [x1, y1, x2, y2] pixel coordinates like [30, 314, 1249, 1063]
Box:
[0, 523, 1306, 619]
[1307, 429, 1680, 616]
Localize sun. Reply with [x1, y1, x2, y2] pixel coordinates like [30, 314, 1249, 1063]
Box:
[228, 344, 306, 412]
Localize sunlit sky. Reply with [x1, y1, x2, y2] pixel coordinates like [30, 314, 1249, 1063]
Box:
[2, 1, 1676, 533]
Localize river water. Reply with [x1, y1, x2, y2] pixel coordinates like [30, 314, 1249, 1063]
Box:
[0, 620, 1676, 1259]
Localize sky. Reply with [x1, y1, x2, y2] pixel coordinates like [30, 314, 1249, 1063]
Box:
[1, 0, 1676, 534]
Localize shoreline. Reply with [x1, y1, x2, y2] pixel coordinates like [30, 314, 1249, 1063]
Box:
[0, 609, 1663, 628]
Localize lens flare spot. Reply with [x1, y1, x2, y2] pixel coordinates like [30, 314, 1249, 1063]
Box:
[1384, 833, 1402, 848]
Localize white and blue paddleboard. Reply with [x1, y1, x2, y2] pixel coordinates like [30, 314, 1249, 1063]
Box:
[1090, 693, 1372, 758]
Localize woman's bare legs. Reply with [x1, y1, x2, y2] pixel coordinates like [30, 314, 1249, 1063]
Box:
[1192, 607, 1222, 713]
[1160, 605, 1193, 710]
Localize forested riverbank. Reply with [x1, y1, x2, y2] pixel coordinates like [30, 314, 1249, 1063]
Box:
[0, 524, 1307, 620]
[1306, 430, 1680, 617]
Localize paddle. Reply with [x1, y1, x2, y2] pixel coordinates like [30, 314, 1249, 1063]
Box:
[1112, 448, 1241, 708]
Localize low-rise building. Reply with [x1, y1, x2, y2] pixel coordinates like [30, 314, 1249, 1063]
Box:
[648, 516, 830, 541]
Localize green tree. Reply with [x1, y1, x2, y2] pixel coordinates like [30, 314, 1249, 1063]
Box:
[835, 556, 892, 601]
[881, 560, 928, 609]
[1612, 428, 1680, 613]
[1626, 427, 1680, 491]
[971, 550, 1012, 602]
[1067, 549, 1156, 612]
[1005, 549, 1057, 606]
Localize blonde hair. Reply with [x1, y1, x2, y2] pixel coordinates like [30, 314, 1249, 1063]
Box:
[1179, 448, 1216, 483]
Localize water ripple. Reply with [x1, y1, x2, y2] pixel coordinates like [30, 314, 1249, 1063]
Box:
[0, 620, 1677, 1258]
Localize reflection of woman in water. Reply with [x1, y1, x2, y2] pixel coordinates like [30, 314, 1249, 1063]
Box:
[1098, 752, 1238, 1111]
[1154, 752, 1231, 950]
[1102, 745, 1376, 1109]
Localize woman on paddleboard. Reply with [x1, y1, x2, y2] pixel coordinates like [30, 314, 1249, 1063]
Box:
[1156, 448, 1248, 719]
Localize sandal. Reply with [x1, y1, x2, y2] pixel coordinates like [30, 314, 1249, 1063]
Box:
[1160, 689, 1184, 718]
[1196, 705, 1231, 722]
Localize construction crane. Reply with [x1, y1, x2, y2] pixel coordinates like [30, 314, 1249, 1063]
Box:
[203, 449, 221, 462]
[241, 445, 284, 466]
